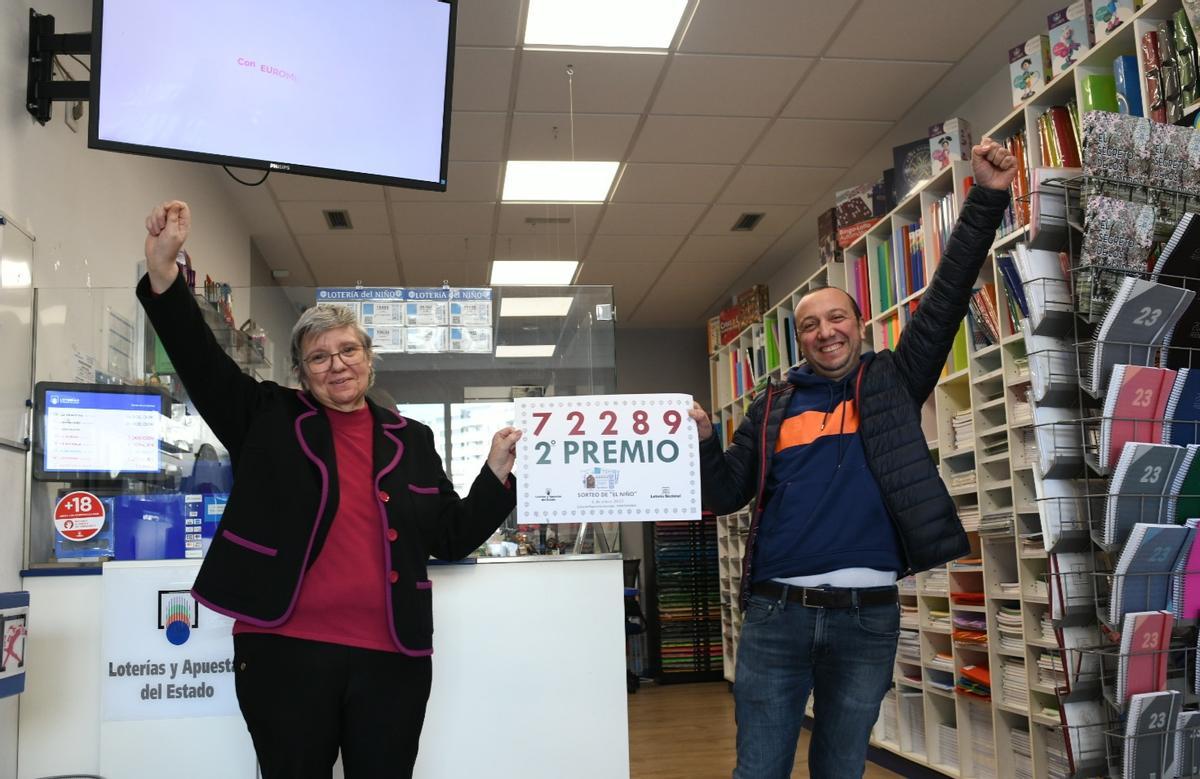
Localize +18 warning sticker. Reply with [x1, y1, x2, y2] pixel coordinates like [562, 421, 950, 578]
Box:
[53, 490, 106, 542]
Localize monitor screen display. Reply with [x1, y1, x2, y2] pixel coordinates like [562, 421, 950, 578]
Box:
[34, 382, 171, 482]
[89, 0, 455, 190]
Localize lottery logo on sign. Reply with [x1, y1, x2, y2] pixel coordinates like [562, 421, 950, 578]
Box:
[158, 590, 199, 646]
[53, 490, 106, 542]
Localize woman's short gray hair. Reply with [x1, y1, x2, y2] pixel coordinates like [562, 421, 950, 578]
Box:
[290, 304, 374, 384]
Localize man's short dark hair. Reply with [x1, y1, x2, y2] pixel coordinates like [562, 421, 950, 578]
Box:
[800, 284, 863, 321]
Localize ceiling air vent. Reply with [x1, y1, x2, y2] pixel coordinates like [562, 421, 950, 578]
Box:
[323, 209, 353, 230]
[731, 212, 765, 232]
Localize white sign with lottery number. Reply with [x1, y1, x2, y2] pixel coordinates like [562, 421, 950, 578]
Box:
[514, 393, 701, 523]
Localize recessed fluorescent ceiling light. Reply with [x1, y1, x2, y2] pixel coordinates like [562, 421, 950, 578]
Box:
[499, 297, 574, 317]
[490, 261, 578, 285]
[524, 0, 688, 48]
[496, 345, 557, 358]
[502, 161, 619, 202]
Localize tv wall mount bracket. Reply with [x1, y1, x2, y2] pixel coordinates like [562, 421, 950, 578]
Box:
[26, 9, 91, 125]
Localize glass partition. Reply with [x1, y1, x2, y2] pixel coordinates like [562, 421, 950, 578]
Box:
[25, 282, 617, 567]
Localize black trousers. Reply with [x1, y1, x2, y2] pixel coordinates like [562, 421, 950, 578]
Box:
[233, 633, 432, 779]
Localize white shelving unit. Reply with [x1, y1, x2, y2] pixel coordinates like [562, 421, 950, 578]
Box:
[707, 1, 1186, 774]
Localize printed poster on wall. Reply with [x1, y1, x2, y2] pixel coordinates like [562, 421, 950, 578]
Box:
[101, 561, 238, 721]
[514, 393, 701, 523]
[0, 591, 29, 699]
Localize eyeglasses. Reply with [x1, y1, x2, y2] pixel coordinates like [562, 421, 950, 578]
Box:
[303, 343, 366, 373]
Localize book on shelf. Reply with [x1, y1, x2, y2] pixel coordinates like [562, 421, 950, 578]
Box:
[1059, 698, 1106, 774]
[1116, 610, 1174, 706]
[1034, 404, 1084, 477]
[763, 314, 780, 374]
[995, 251, 1029, 318]
[1012, 243, 1071, 334]
[1124, 690, 1182, 779]
[1032, 464, 1090, 551]
[1050, 551, 1097, 620]
[1099, 364, 1177, 469]
[1113, 54, 1144, 117]
[1029, 165, 1078, 244]
[1023, 322, 1077, 405]
[1085, 277, 1194, 396]
[780, 312, 797, 367]
[1079, 74, 1118, 112]
[1056, 623, 1103, 693]
[1035, 105, 1082, 168]
[1081, 110, 1152, 186]
[1104, 444, 1190, 547]
[945, 319, 970, 375]
[1110, 524, 1192, 623]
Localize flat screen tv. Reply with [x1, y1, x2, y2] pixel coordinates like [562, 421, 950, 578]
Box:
[88, 0, 456, 191]
[33, 382, 171, 482]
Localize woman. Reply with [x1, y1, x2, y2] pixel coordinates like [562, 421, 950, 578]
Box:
[138, 200, 521, 778]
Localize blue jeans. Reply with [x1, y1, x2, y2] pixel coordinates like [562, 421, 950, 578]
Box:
[733, 588, 900, 779]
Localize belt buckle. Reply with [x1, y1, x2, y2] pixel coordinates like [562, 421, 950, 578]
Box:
[801, 588, 823, 608]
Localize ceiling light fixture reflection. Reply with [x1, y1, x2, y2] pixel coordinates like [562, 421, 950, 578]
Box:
[499, 297, 574, 317]
[495, 344, 557, 358]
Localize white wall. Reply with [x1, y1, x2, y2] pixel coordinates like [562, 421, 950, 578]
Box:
[0, 2, 260, 773]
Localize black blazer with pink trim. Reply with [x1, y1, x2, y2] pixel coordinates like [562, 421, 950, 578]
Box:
[137, 272, 516, 655]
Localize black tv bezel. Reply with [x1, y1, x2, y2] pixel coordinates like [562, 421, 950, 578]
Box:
[87, 0, 457, 192]
[33, 381, 173, 483]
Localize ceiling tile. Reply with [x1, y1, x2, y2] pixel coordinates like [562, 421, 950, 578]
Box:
[296, 234, 400, 286]
[597, 203, 707, 235]
[449, 112, 508, 161]
[629, 116, 769, 164]
[395, 235, 492, 263]
[585, 235, 685, 262]
[391, 202, 496, 234]
[783, 59, 952, 121]
[515, 50, 666, 113]
[453, 48, 516, 112]
[719, 165, 844, 205]
[680, 0, 855, 56]
[652, 55, 813, 116]
[455, 0, 522, 47]
[748, 119, 891, 167]
[827, 0, 1013, 61]
[279, 202, 391, 235]
[674, 234, 777, 263]
[252, 234, 315, 285]
[629, 262, 748, 324]
[268, 175, 385, 202]
[388, 162, 501, 202]
[401, 260, 490, 287]
[576, 260, 667, 315]
[497, 203, 602, 236]
[693, 205, 805, 236]
[507, 113, 639, 161]
[611, 164, 734, 203]
[493, 233, 579, 260]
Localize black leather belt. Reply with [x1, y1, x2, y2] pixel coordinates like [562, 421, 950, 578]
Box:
[751, 581, 899, 608]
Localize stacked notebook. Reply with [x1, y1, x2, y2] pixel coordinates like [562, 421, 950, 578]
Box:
[1103, 444, 1191, 546]
[1172, 518, 1200, 621]
[1109, 524, 1192, 622]
[1012, 242, 1072, 335]
[1116, 610, 1174, 706]
[1152, 213, 1200, 370]
[1085, 277, 1194, 396]
[1123, 690, 1181, 779]
[1099, 365, 1177, 469]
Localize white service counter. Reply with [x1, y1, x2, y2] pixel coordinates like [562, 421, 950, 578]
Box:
[16, 555, 630, 779]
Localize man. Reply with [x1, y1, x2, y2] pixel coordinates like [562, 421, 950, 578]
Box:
[688, 138, 1016, 778]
